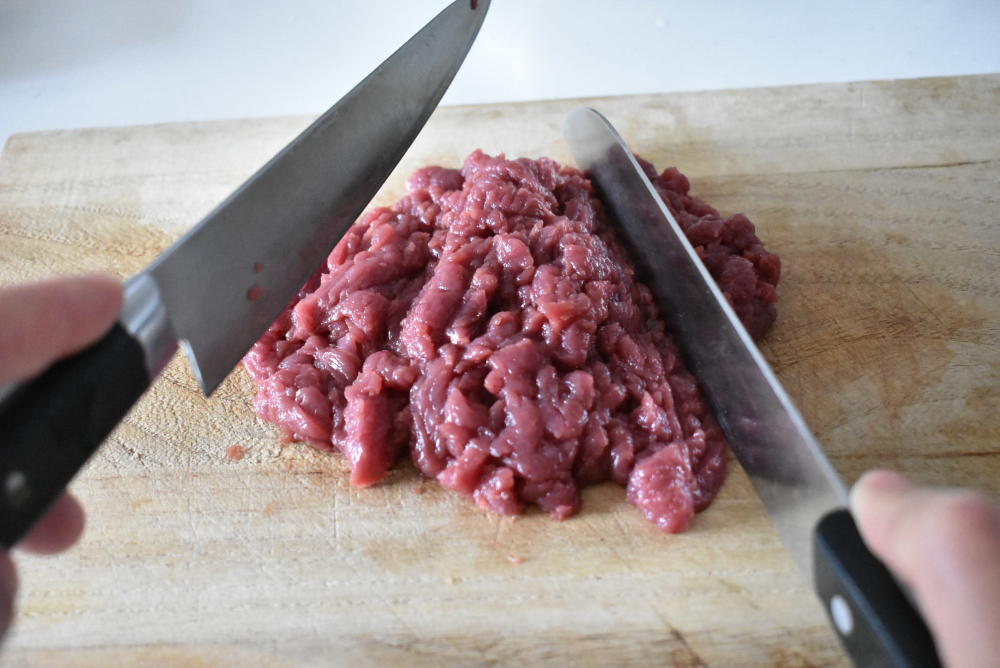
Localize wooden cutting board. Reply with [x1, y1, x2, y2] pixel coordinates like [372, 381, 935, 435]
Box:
[0, 74, 997, 667]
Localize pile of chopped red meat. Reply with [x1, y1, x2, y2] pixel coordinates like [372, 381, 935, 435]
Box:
[244, 150, 780, 532]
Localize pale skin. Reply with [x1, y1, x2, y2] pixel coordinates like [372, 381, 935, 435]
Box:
[1, 275, 998, 666]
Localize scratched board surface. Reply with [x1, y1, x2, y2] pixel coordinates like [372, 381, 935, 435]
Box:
[0, 74, 998, 666]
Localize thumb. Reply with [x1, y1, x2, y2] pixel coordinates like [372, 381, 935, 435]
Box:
[851, 470, 1000, 668]
[0, 273, 122, 385]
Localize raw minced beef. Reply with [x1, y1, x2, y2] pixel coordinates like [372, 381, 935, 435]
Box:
[243, 150, 780, 532]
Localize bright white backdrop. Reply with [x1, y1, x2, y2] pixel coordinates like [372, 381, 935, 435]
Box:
[1, 0, 998, 144]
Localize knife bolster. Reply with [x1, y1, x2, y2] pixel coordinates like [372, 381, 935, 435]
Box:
[121, 273, 177, 378]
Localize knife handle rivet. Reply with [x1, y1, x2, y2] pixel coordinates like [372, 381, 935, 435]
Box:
[829, 594, 854, 636]
[5, 470, 30, 507]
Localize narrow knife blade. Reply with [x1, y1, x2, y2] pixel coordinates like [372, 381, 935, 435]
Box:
[147, 0, 490, 394]
[564, 107, 848, 582]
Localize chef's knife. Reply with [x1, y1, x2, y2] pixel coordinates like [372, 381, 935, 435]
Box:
[565, 107, 940, 667]
[0, 0, 490, 548]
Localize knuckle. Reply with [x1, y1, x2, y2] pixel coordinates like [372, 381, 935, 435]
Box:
[927, 491, 1000, 540]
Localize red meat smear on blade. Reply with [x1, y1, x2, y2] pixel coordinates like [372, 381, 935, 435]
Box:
[246, 284, 264, 302]
[244, 151, 780, 532]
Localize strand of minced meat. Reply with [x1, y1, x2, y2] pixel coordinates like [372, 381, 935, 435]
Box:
[243, 150, 780, 533]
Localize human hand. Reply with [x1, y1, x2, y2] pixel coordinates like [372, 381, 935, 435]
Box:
[0, 274, 123, 641]
[852, 469, 1000, 668]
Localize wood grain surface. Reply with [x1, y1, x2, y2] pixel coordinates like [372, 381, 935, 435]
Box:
[0, 74, 997, 667]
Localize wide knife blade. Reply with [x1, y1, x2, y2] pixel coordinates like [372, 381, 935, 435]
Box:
[565, 107, 940, 667]
[0, 0, 489, 548]
[150, 0, 490, 394]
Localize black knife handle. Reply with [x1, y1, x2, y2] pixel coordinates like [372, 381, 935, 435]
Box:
[0, 324, 151, 549]
[814, 508, 941, 667]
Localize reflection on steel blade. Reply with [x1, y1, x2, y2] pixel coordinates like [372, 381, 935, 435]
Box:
[565, 107, 848, 581]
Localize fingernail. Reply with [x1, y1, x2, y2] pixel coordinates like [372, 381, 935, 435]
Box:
[850, 469, 912, 513]
[862, 469, 912, 494]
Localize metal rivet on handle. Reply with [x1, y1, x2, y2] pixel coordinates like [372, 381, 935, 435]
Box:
[830, 594, 854, 636]
[5, 470, 30, 507]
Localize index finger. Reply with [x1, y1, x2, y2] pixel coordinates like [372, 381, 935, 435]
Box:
[16, 493, 86, 556]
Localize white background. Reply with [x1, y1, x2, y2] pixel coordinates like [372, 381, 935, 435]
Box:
[1, 0, 998, 144]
